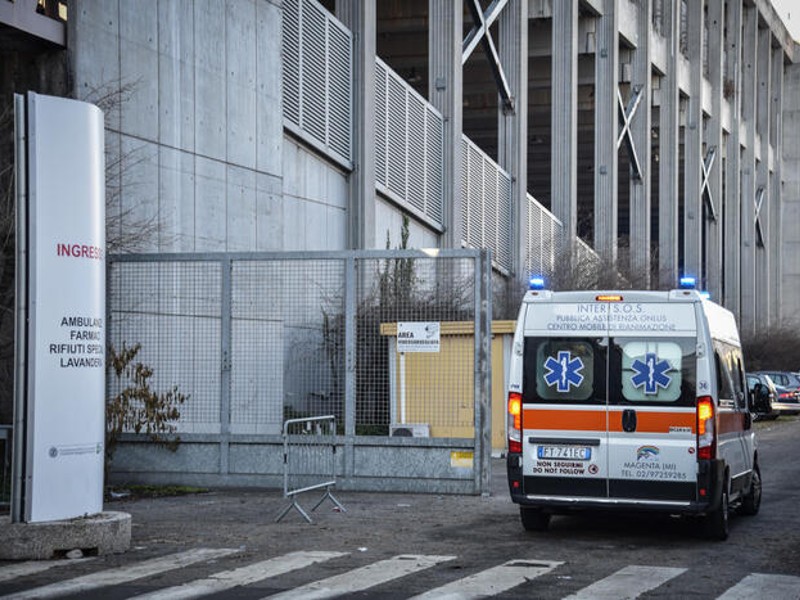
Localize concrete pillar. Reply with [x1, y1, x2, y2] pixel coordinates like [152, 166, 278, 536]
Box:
[629, 0, 652, 288]
[551, 0, 579, 275]
[498, 0, 528, 279]
[683, 0, 703, 284]
[593, 0, 619, 271]
[658, 0, 680, 289]
[740, 5, 758, 337]
[755, 26, 771, 327]
[705, 0, 724, 300]
[337, 0, 376, 249]
[723, 0, 743, 316]
[782, 63, 800, 321]
[429, 0, 463, 249]
[770, 45, 783, 326]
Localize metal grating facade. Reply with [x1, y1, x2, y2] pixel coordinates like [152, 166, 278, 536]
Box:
[375, 58, 444, 228]
[461, 136, 513, 273]
[282, 0, 352, 167]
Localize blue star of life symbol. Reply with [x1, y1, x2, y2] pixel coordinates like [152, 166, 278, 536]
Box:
[543, 351, 585, 393]
[631, 352, 673, 395]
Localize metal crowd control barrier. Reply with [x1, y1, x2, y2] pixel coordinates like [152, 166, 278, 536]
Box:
[275, 416, 346, 523]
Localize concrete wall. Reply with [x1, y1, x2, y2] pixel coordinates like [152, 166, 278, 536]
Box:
[375, 197, 439, 249]
[782, 62, 800, 323]
[70, 0, 348, 254]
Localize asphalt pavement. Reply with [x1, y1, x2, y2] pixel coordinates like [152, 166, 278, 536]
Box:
[107, 457, 515, 562]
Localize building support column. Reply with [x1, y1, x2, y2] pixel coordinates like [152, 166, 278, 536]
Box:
[429, 0, 464, 249]
[593, 0, 619, 273]
[629, 0, 652, 288]
[551, 0, 579, 278]
[498, 0, 528, 279]
[770, 44, 784, 326]
[723, 0, 743, 315]
[705, 0, 724, 300]
[683, 0, 703, 284]
[337, 0, 376, 249]
[658, 0, 680, 288]
[755, 26, 771, 327]
[740, 5, 758, 336]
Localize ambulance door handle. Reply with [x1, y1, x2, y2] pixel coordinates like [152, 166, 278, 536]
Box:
[622, 409, 637, 432]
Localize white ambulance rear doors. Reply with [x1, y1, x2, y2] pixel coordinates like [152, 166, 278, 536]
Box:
[519, 292, 700, 505]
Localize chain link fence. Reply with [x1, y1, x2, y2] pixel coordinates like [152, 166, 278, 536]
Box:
[107, 249, 493, 494]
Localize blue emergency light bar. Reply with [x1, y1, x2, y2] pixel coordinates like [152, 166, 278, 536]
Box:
[679, 276, 696, 289]
[699, 291, 711, 300]
[529, 276, 546, 290]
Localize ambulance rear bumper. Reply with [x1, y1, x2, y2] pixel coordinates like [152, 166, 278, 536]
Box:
[506, 453, 725, 516]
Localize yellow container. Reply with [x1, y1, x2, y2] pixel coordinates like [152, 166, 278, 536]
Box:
[380, 321, 515, 454]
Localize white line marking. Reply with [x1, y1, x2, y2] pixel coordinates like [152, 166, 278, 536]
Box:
[0, 548, 240, 600]
[562, 565, 687, 600]
[0, 559, 93, 583]
[716, 573, 800, 600]
[409, 559, 563, 600]
[263, 554, 456, 600]
[129, 551, 348, 600]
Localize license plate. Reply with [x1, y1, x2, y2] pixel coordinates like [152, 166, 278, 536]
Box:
[537, 445, 591, 460]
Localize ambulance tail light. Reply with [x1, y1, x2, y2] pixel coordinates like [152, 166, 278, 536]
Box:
[508, 392, 522, 454]
[697, 396, 716, 460]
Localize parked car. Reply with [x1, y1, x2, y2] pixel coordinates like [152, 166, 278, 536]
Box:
[746, 372, 779, 420]
[756, 370, 800, 396]
[772, 384, 800, 415]
[751, 371, 800, 415]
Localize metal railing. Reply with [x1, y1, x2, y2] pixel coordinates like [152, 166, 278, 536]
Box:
[275, 415, 345, 523]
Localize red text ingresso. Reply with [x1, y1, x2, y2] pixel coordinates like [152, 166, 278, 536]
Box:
[56, 243, 104, 260]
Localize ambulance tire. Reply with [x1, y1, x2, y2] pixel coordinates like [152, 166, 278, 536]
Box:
[741, 463, 762, 516]
[520, 507, 551, 532]
[705, 483, 730, 541]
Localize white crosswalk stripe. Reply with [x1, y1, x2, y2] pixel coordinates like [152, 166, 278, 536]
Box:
[716, 573, 800, 600]
[0, 559, 93, 584]
[409, 559, 563, 600]
[129, 551, 348, 600]
[262, 554, 457, 600]
[0, 548, 240, 600]
[562, 565, 688, 600]
[2, 549, 800, 599]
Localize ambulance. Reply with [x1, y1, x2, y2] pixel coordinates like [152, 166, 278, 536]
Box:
[505, 279, 763, 540]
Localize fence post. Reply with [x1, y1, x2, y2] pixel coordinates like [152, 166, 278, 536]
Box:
[219, 257, 232, 476]
[475, 249, 493, 495]
[343, 256, 356, 482]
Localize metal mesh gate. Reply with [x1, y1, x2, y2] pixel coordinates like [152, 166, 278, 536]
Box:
[107, 249, 492, 494]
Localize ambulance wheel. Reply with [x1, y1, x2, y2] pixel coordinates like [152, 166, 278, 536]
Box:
[741, 464, 762, 516]
[520, 507, 550, 532]
[705, 485, 730, 541]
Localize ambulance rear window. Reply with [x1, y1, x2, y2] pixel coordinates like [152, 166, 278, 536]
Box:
[523, 337, 606, 404]
[614, 337, 696, 405]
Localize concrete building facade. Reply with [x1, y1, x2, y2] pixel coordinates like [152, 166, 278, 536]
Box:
[3, 0, 800, 332]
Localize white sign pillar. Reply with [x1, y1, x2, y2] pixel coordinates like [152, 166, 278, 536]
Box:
[16, 92, 106, 522]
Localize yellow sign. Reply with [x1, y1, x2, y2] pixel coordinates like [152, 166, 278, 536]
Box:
[450, 451, 474, 469]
